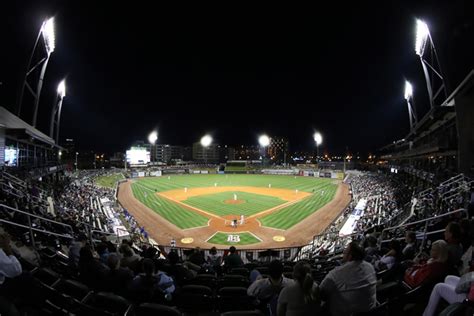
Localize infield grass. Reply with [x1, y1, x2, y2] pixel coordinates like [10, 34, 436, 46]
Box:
[206, 231, 261, 245]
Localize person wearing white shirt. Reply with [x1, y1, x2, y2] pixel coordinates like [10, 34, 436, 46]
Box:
[0, 234, 22, 285]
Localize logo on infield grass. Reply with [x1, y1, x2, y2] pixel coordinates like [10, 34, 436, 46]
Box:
[227, 235, 241, 243]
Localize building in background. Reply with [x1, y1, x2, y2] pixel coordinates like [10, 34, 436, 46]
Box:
[268, 137, 289, 164]
[192, 142, 219, 163]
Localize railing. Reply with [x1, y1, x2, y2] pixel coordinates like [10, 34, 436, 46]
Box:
[0, 203, 74, 248]
[379, 208, 467, 251]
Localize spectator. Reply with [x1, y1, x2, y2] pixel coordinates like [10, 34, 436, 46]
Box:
[374, 239, 401, 271]
[167, 251, 196, 286]
[0, 233, 22, 285]
[444, 222, 463, 269]
[423, 272, 474, 316]
[205, 247, 221, 273]
[364, 235, 378, 262]
[78, 246, 109, 288]
[188, 247, 205, 266]
[102, 253, 133, 296]
[277, 261, 320, 316]
[320, 241, 377, 316]
[402, 231, 417, 260]
[404, 240, 449, 288]
[128, 258, 175, 302]
[68, 233, 88, 269]
[119, 244, 140, 272]
[248, 260, 293, 314]
[223, 246, 243, 271]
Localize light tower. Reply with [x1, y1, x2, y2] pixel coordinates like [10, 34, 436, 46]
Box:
[49, 80, 66, 143]
[313, 132, 323, 166]
[148, 131, 158, 164]
[404, 81, 418, 132]
[414, 19, 447, 108]
[258, 134, 270, 167]
[200, 134, 212, 164]
[17, 17, 56, 126]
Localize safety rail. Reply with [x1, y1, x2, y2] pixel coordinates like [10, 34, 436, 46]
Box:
[0, 203, 74, 248]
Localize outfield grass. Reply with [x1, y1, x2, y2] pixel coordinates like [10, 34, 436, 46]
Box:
[131, 182, 209, 229]
[131, 174, 337, 230]
[184, 191, 285, 216]
[206, 231, 261, 245]
[95, 173, 125, 188]
[259, 184, 337, 229]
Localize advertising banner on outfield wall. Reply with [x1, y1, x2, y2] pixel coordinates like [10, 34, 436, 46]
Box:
[150, 170, 162, 177]
[138, 171, 145, 177]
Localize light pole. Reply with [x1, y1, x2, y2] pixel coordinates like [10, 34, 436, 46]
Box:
[313, 132, 323, 168]
[404, 81, 418, 132]
[258, 134, 270, 167]
[414, 19, 447, 108]
[200, 135, 212, 165]
[75, 152, 79, 172]
[50, 79, 66, 143]
[148, 131, 158, 165]
[18, 17, 56, 123]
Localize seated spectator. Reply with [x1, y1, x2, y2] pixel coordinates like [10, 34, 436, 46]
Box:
[277, 261, 320, 316]
[423, 272, 474, 316]
[68, 233, 88, 269]
[402, 231, 417, 260]
[120, 243, 140, 272]
[128, 258, 175, 302]
[78, 245, 109, 288]
[205, 246, 222, 273]
[102, 253, 133, 296]
[320, 241, 377, 316]
[374, 239, 401, 271]
[167, 251, 196, 286]
[404, 240, 449, 288]
[248, 260, 293, 313]
[188, 247, 205, 266]
[0, 233, 22, 285]
[96, 243, 110, 265]
[364, 235, 378, 262]
[445, 222, 463, 269]
[223, 246, 243, 271]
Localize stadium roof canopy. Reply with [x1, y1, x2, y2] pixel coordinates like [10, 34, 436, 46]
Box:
[0, 106, 57, 147]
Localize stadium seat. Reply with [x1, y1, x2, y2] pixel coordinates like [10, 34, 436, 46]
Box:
[53, 279, 91, 301]
[82, 292, 132, 315]
[221, 310, 264, 316]
[186, 273, 217, 289]
[218, 274, 249, 288]
[32, 267, 60, 286]
[255, 267, 269, 275]
[135, 303, 181, 316]
[230, 267, 250, 277]
[217, 287, 255, 312]
[176, 284, 214, 312]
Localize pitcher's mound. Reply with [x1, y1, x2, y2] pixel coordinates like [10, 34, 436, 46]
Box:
[224, 199, 245, 205]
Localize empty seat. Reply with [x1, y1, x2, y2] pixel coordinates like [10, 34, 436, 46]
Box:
[186, 274, 218, 289]
[218, 275, 249, 288]
[230, 267, 250, 277]
[53, 279, 90, 301]
[32, 267, 60, 286]
[177, 285, 214, 312]
[135, 303, 181, 316]
[217, 287, 254, 312]
[83, 292, 131, 315]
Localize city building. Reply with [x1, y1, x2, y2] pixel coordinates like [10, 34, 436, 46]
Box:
[192, 142, 219, 163]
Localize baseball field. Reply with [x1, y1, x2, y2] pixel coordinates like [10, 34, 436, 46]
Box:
[116, 174, 350, 248]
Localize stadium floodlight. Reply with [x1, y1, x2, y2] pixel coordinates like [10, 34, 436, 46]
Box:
[415, 19, 429, 56]
[200, 135, 212, 147]
[148, 131, 158, 144]
[313, 132, 323, 146]
[404, 80, 418, 132]
[41, 17, 55, 55]
[404, 81, 413, 101]
[258, 134, 270, 147]
[50, 79, 67, 143]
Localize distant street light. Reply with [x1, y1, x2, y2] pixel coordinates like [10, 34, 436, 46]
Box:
[75, 152, 79, 172]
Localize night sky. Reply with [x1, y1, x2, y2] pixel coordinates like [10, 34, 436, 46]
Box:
[1, 1, 473, 155]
